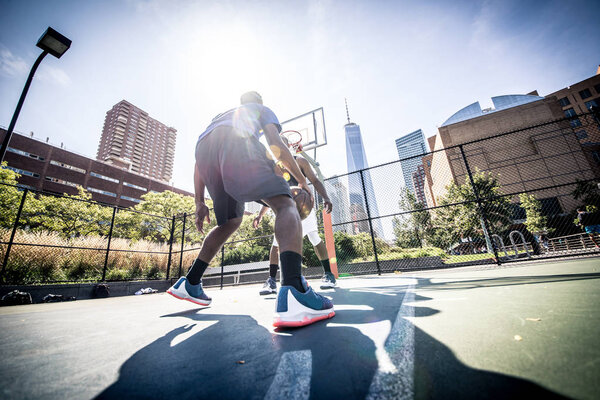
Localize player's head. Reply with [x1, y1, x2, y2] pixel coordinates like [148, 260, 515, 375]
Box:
[240, 91, 263, 105]
[577, 207, 584, 213]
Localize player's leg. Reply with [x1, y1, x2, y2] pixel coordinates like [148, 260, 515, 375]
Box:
[311, 237, 336, 289]
[168, 130, 245, 306]
[265, 195, 334, 327]
[260, 238, 280, 295]
[302, 209, 336, 288]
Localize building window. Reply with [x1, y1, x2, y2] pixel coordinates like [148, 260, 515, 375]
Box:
[575, 130, 588, 140]
[595, 84, 600, 95]
[7, 147, 45, 161]
[592, 151, 600, 165]
[90, 171, 119, 183]
[87, 187, 117, 197]
[6, 166, 40, 178]
[558, 97, 570, 107]
[584, 99, 598, 111]
[570, 118, 582, 128]
[45, 176, 79, 188]
[564, 108, 577, 118]
[579, 88, 592, 100]
[120, 195, 141, 203]
[123, 182, 147, 191]
[50, 160, 86, 174]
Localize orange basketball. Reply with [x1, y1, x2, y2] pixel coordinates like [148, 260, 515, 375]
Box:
[290, 186, 314, 220]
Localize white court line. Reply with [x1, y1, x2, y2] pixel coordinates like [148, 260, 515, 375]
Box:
[264, 350, 312, 400]
[366, 284, 415, 400]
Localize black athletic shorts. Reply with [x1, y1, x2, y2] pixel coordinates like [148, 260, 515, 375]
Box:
[195, 126, 292, 226]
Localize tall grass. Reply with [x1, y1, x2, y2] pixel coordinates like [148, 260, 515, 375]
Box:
[0, 229, 180, 284]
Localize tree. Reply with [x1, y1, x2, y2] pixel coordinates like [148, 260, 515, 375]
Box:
[25, 187, 109, 238]
[0, 163, 23, 229]
[572, 179, 600, 209]
[519, 193, 552, 234]
[130, 190, 215, 243]
[433, 170, 512, 249]
[392, 188, 432, 248]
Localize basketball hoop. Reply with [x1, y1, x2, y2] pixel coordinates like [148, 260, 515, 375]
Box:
[280, 130, 303, 153]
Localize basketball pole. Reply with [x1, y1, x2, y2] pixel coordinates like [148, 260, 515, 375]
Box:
[299, 150, 339, 279]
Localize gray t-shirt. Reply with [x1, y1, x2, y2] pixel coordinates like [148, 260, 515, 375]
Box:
[197, 103, 281, 145]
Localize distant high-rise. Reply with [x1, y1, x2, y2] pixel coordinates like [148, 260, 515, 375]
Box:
[325, 176, 353, 234]
[396, 129, 428, 205]
[97, 100, 176, 182]
[343, 99, 383, 236]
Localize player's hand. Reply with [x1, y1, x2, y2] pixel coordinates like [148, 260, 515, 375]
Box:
[195, 202, 211, 234]
[323, 199, 333, 214]
[253, 215, 262, 229]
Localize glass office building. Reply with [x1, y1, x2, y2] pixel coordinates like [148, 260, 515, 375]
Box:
[345, 121, 383, 236]
[395, 129, 428, 205]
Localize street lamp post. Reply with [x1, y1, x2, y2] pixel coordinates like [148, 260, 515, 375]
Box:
[0, 27, 71, 162]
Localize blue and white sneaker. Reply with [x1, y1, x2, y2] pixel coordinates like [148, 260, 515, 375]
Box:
[273, 277, 334, 328]
[320, 272, 337, 289]
[167, 277, 212, 306]
[260, 277, 277, 295]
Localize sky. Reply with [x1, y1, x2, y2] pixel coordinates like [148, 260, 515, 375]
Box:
[1, 0, 600, 196]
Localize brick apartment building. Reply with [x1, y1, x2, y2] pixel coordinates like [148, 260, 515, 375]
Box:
[422, 71, 600, 215]
[1, 129, 192, 207]
[97, 100, 176, 182]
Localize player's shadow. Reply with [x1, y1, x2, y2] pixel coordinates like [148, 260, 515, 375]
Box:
[95, 283, 569, 399]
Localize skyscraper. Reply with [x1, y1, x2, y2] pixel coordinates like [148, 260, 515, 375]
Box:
[97, 100, 176, 182]
[344, 100, 383, 236]
[396, 129, 428, 205]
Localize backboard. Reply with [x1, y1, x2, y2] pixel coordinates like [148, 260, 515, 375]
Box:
[280, 107, 327, 152]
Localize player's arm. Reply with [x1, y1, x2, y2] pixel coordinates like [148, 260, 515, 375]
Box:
[194, 163, 211, 233]
[253, 205, 270, 229]
[263, 124, 312, 197]
[297, 157, 333, 214]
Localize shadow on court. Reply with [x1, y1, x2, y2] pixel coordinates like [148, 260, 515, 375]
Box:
[95, 284, 568, 399]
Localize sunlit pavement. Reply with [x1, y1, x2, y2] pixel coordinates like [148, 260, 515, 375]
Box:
[0, 257, 598, 399]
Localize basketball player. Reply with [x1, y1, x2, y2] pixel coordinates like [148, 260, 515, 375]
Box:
[253, 138, 336, 295]
[167, 92, 334, 328]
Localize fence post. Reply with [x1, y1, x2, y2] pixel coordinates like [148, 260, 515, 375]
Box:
[178, 212, 187, 278]
[0, 188, 28, 283]
[166, 216, 176, 280]
[359, 170, 381, 275]
[102, 207, 118, 282]
[220, 245, 225, 290]
[458, 145, 501, 265]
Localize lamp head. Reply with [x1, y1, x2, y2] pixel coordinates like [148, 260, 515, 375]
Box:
[36, 27, 71, 58]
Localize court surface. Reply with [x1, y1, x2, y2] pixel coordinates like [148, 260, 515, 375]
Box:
[1, 256, 598, 399]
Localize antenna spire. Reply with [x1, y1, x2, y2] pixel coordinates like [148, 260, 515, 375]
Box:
[345, 98, 351, 124]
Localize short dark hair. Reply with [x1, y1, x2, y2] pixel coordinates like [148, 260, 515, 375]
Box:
[577, 207, 584, 212]
[240, 91, 263, 105]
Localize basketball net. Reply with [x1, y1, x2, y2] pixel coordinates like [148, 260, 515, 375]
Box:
[280, 130, 303, 154]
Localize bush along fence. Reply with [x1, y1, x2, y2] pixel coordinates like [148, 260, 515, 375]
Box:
[1, 111, 600, 288]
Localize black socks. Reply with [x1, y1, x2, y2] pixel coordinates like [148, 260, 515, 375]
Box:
[280, 251, 304, 292]
[269, 264, 279, 279]
[320, 258, 331, 274]
[186, 258, 208, 285]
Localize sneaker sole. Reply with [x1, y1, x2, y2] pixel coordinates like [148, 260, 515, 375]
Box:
[259, 290, 277, 296]
[166, 289, 211, 306]
[273, 310, 335, 328]
[319, 283, 336, 289]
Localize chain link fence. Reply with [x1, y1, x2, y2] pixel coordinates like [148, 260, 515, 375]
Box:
[1, 111, 599, 287]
